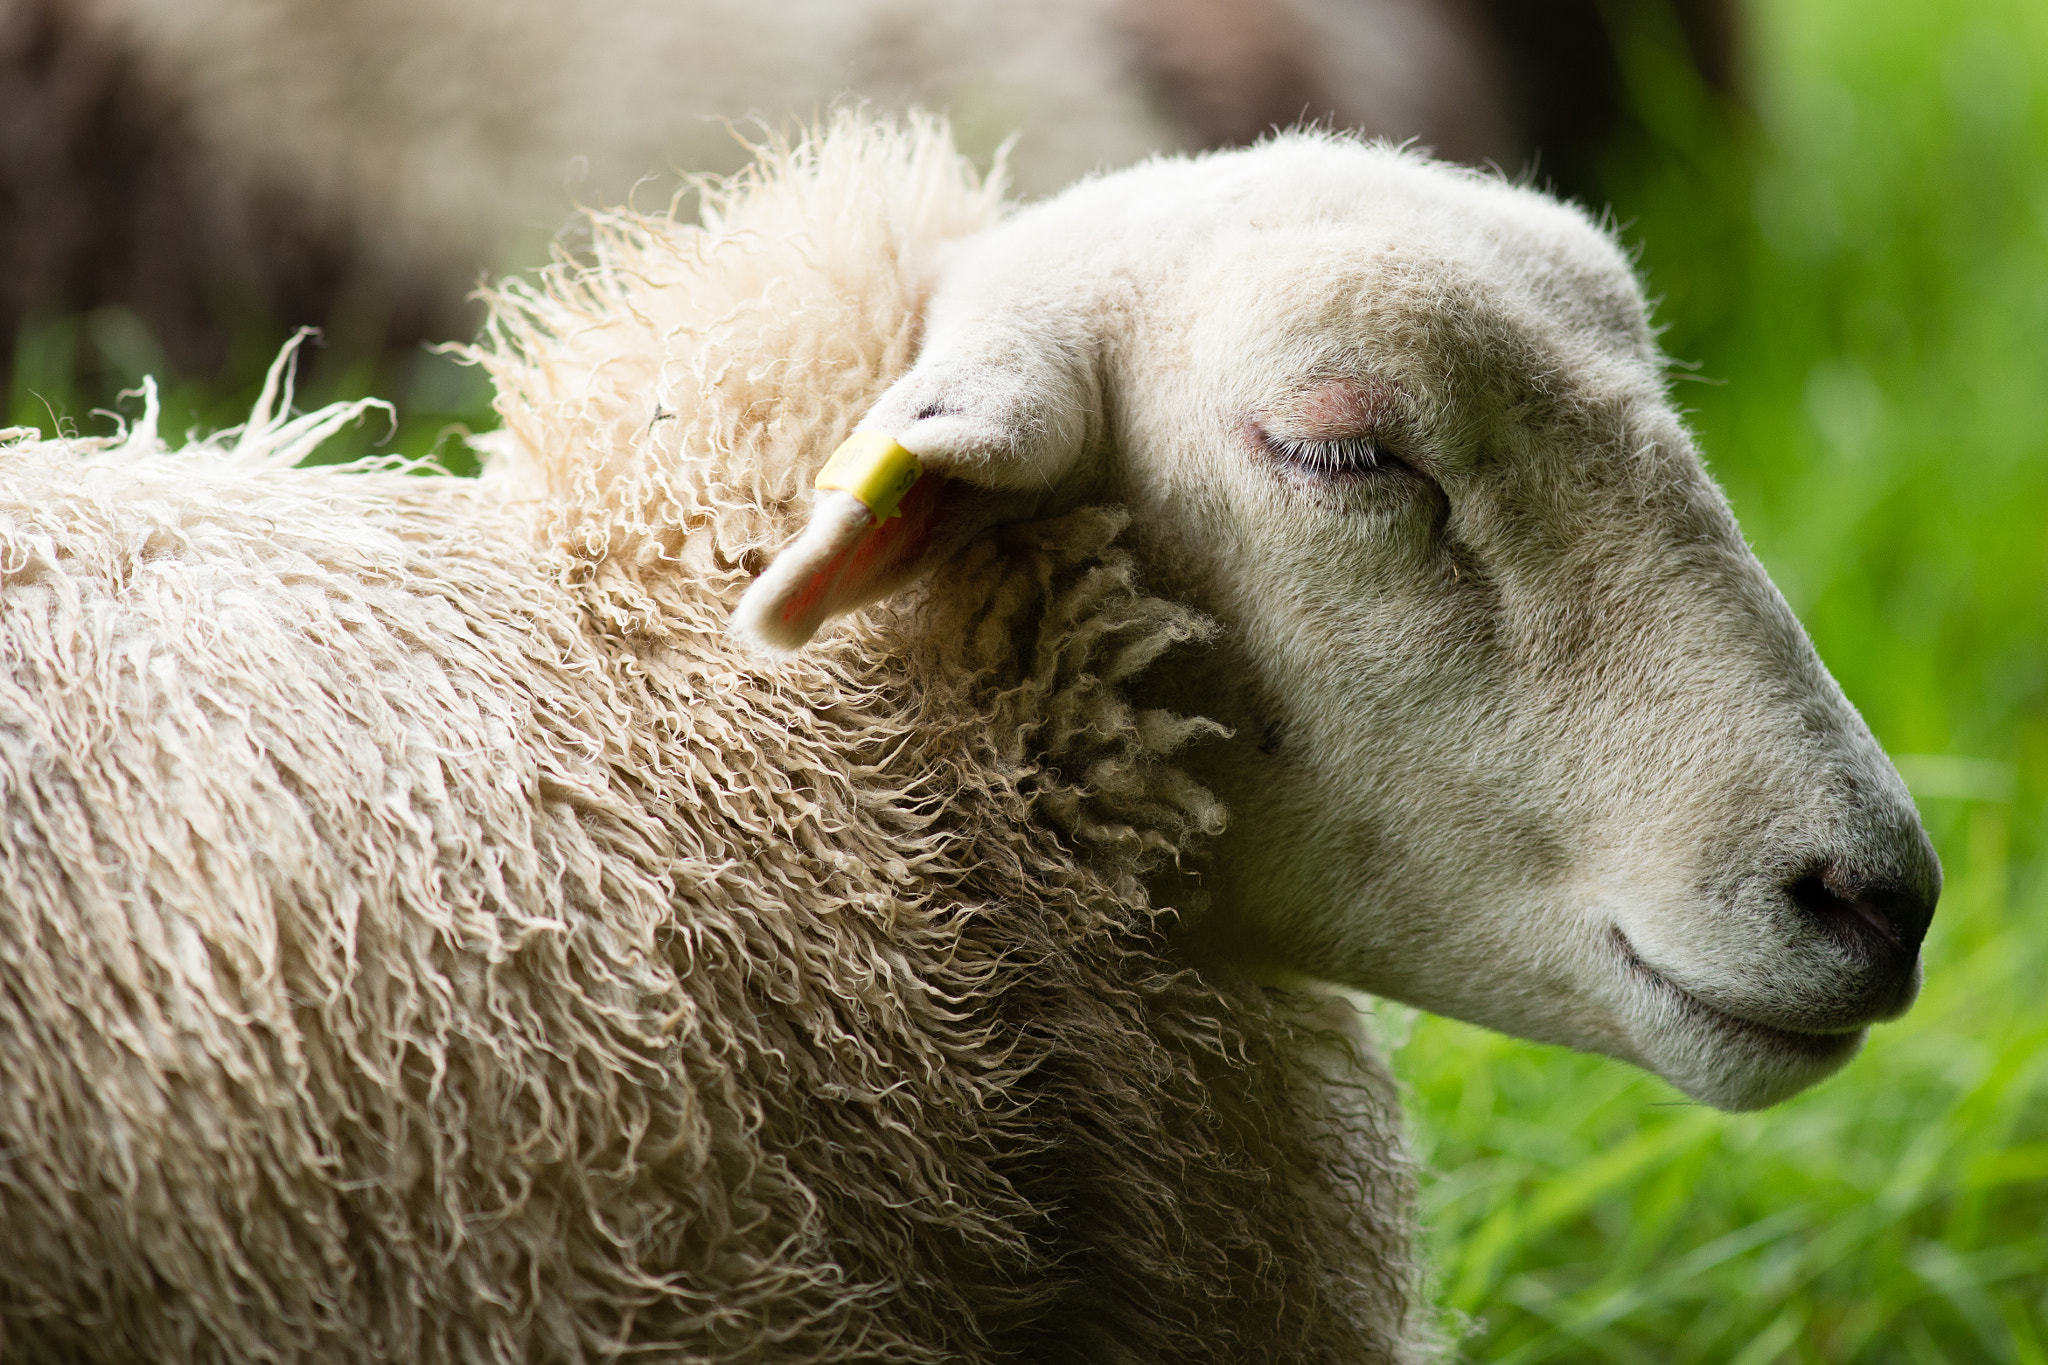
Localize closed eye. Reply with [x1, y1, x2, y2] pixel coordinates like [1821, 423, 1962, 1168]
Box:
[1261, 432, 1400, 477]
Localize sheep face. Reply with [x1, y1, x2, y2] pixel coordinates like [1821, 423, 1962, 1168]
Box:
[747, 136, 1939, 1111]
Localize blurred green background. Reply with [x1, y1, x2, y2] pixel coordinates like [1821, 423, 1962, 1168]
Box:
[7, 0, 2045, 1359]
[1396, 0, 2048, 1359]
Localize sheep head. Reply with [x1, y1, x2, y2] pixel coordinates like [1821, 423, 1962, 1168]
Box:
[736, 133, 1939, 1112]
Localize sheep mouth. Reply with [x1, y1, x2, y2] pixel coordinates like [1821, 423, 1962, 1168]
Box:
[1609, 928, 1862, 1064]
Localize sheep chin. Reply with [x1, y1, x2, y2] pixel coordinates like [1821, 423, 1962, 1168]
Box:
[1612, 929, 1868, 1111]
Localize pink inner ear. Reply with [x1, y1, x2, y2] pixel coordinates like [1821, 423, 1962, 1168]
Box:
[778, 472, 950, 628]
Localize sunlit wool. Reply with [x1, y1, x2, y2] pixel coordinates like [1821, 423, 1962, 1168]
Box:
[0, 117, 1428, 1364]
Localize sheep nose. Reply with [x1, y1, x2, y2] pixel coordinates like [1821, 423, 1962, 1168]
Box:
[1789, 863, 1936, 964]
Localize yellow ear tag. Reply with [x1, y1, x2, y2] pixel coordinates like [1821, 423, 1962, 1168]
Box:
[814, 431, 922, 522]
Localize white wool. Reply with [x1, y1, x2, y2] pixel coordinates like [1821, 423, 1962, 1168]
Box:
[0, 117, 1434, 1364]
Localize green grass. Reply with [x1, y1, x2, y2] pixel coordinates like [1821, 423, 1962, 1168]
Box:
[7, 1, 2043, 1357]
[6, 311, 492, 475]
[1396, 0, 2048, 1359]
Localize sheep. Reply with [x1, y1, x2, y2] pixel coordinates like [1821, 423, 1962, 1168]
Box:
[0, 0, 1737, 380]
[0, 112, 1934, 1363]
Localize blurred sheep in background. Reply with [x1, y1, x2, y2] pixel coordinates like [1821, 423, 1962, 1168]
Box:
[0, 0, 1733, 400]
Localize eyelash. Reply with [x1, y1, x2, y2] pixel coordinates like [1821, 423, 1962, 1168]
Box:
[1264, 434, 1394, 476]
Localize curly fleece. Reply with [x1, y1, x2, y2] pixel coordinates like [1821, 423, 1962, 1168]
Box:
[0, 116, 1428, 1363]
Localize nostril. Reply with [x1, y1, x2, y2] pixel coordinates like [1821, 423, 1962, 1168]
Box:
[1791, 875, 1892, 947]
[1789, 868, 1934, 959]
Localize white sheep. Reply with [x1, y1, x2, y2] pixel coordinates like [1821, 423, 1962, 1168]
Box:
[0, 113, 1933, 1363]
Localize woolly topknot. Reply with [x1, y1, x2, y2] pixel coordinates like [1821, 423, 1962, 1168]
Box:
[470, 111, 1003, 580]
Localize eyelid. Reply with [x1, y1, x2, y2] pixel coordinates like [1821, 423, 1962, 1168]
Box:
[1260, 429, 1398, 477]
[1268, 434, 1382, 470]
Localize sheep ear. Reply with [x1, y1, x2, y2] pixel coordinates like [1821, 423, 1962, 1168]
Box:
[730, 434, 956, 653]
[731, 337, 1095, 653]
